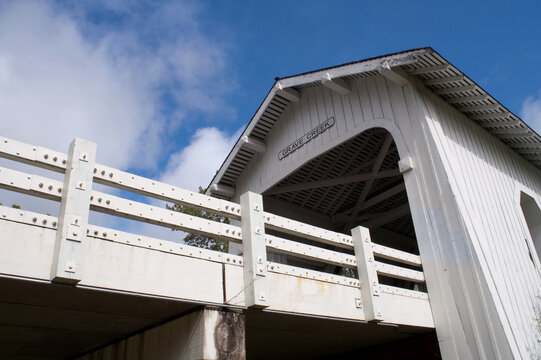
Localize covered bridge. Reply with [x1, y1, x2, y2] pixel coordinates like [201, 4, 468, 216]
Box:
[207, 47, 541, 359]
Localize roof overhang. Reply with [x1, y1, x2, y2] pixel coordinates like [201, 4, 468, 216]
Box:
[206, 47, 541, 198]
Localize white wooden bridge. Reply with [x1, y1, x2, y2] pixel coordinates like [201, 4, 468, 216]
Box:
[0, 135, 433, 359]
[4, 47, 540, 359]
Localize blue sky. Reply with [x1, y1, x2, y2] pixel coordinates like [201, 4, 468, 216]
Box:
[1, 0, 540, 236]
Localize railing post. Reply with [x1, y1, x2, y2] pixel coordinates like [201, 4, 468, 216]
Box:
[352, 225, 383, 321]
[240, 191, 268, 308]
[50, 138, 96, 284]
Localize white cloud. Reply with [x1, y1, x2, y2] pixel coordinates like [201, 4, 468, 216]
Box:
[0, 0, 239, 237]
[0, 0, 236, 171]
[160, 127, 240, 191]
[0, 1, 158, 170]
[522, 91, 541, 135]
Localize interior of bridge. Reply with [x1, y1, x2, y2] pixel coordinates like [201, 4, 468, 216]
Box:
[263, 127, 424, 289]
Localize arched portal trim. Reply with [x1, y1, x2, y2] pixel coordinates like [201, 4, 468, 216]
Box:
[261, 118, 411, 194]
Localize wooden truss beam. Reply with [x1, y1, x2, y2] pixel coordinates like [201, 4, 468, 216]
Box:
[264, 168, 401, 196]
[348, 134, 394, 221]
[276, 84, 300, 103]
[334, 182, 406, 221]
[378, 61, 409, 87]
[240, 135, 266, 154]
[360, 203, 411, 228]
[321, 73, 351, 95]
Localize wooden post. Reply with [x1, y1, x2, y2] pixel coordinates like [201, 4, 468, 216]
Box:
[51, 138, 96, 284]
[352, 225, 383, 321]
[240, 191, 268, 308]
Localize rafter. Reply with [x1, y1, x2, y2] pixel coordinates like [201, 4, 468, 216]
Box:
[334, 182, 406, 221]
[348, 133, 394, 220]
[264, 168, 400, 196]
[310, 150, 378, 212]
[360, 203, 410, 228]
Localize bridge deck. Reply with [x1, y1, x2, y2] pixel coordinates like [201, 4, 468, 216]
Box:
[0, 136, 434, 358]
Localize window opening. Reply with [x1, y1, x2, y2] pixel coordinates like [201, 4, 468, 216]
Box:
[520, 192, 541, 266]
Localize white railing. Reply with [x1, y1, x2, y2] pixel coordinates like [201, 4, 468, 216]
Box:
[0, 136, 429, 324]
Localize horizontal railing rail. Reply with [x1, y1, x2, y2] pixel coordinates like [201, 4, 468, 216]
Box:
[0, 135, 430, 324]
[0, 136, 242, 219]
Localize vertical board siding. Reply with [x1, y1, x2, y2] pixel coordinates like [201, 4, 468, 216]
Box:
[419, 84, 541, 359]
[233, 73, 539, 358]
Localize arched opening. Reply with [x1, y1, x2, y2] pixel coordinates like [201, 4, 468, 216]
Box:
[263, 127, 420, 288]
[520, 191, 541, 265]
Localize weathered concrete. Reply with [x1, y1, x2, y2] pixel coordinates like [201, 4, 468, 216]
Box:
[76, 307, 245, 360]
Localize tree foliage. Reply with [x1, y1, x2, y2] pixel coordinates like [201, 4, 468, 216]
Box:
[166, 187, 229, 253]
[0, 203, 21, 209]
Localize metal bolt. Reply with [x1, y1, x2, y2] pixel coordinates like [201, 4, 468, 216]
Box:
[58, 188, 62, 193]
[101, 170, 105, 175]
[32, 217, 37, 222]
[53, 156, 57, 162]
[42, 219, 47, 225]
[43, 154, 48, 159]
[48, 185, 53, 190]
[106, 200, 110, 205]
[39, 183, 44, 188]
[62, 160, 67, 165]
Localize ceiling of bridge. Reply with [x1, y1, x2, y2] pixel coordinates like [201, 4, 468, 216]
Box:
[264, 128, 417, 253]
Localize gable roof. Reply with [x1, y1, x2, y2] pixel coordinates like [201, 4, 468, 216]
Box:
[206, 47, 541, 198]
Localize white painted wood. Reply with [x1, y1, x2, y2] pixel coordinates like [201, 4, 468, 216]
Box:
[264, 271, 364, 320]
[209, 183, 235, 197]
[51, 138, 96, 284]
[224, 263, 246, 306]
[0, 217, 55, 280]
[81, 237, 224, 303]
[276, 84, 300, 103]
[378, 291, 434, 328]
[240, 135, 266, 153]
[266, 234, 357, 268]
[378, 61, 409, 87]
[352, 226, 383, 322]
[321, 73, 351, 95]
[371, 243, 421, 266]
[240, 191, 268, 308]
[277, 48, 427, 88]
[264, 211, 354, 249]
[229, 70, 532, 359]
[417, 80, 541, 359]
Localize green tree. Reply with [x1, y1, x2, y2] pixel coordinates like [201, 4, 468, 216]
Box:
[166, 187, 229, 253]
[0, 203, 21, 209]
